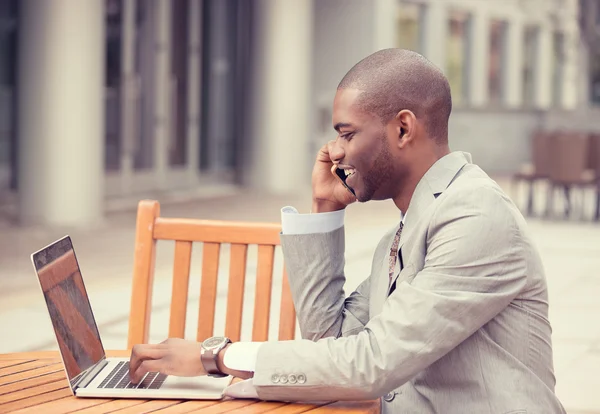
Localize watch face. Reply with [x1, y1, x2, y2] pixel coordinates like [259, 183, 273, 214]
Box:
[203, 336, 226, 350]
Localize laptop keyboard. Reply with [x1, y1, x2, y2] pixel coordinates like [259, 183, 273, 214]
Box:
[98, 361, 167, 390]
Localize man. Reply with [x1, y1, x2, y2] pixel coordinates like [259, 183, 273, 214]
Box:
[129, 49, 565, 413]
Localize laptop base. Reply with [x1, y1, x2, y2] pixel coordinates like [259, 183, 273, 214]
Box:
[76, 358, 232, 400]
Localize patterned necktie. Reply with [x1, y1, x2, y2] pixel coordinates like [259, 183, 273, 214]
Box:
[388, 222, 404, 289]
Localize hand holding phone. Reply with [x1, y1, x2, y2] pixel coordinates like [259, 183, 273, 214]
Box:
[311, 141, 357, 213]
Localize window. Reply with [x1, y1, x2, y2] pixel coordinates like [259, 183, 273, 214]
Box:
[396, 2, 423, 52]
[0, 0, 17, 191]
[446, 10, 470, 105]
[522, 25, 538, 107]
[551, 31, 565, 107]
[591, 51, 600, 105]
[105, 0, 122, 89]
[488, 19, 507, 105]
[104, 0, 122, 171]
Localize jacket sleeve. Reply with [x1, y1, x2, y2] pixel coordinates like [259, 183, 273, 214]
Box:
[280, 226, 392, 340]
[255, 186, 527, 402]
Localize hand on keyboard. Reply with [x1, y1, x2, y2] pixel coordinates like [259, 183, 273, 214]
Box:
[100, 361, 167, 389]
[129, 338, 205, 384]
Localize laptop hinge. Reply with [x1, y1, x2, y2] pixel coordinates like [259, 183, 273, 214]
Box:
[74, 358, 109, 391]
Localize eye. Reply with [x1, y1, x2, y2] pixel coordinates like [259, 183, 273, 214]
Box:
[340, 132, 354, 141]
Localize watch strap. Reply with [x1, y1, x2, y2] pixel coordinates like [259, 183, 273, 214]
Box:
[201, 338, 231, 377]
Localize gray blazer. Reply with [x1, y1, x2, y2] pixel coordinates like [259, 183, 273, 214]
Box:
[252, 152, 566, 414]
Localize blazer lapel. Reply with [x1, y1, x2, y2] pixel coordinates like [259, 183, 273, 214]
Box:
[388, 151, 471, 291]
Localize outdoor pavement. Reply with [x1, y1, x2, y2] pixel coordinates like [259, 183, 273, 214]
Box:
[0, 177, 599, 413]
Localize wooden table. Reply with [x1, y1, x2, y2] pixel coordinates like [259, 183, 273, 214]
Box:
[0, 351, 380, 414]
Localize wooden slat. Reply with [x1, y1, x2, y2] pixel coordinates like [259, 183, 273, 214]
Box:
[9, 394, 111, 414]
[0, 360, 59, 378]
[0, 354, 50, 361]
[74, 399, 147, 413]
[154, 218, 281, 246]
[226, 401, 287, 413]
[169, 240, 193, 338]
[148, 400, 218, 413]
[0, 351, 134, 360]
[0, 387, 71, 414]
[278, 267, 297, 340]
[113, 399, 182, 413]
[0, 363, 62, 385]
[0, 377, 67, 403]
[0, 371, 66, 397]
[252, 245, 275, 341]
[184, 400, 258, 413]
[225, 244, 248, 342]
[0, 361, 32, 370]
[308, 400, 381, 413]
[266, 403, 328, 413]
[197, 242, 221, 342]
[128, 200, 160, 348]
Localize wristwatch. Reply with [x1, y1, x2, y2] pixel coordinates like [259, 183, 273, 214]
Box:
[200, 336, 232, 377]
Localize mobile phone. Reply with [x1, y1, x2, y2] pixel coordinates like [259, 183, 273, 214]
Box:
[331, 164, 356, 196]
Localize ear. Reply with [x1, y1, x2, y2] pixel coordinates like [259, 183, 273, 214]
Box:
[392, 109, 417, 149]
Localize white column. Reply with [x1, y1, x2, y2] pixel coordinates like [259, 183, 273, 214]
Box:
[468, 9, 489, 107]
[421, 0, 447, 72]
[186, 0, 202, 184]
[576, 35, 590, 109]
[504, 18, 524, 108]
[534, 25, 553, 109]
[560, 23, 579, 110]
[18, 0, 104, 227]
[247, 0, 313, 193]
[119, 0, 137, 193]
[153, 0, 171, 190]
[373, 0, 397, 51]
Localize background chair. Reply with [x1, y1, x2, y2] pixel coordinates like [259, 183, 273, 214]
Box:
[127, 200, 296, 349]
[512, 130, 554, 216]
[546, 132, 595, 219]
[588, 133, 600, 220]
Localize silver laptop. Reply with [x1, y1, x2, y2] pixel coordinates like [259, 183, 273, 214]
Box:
[31, 235, 232, 399]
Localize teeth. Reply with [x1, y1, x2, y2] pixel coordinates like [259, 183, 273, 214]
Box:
[344, 169, 355, 176]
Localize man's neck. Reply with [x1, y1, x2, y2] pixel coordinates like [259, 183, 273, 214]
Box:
[392, 175, 419, 213]
[392, 148, 450, 213]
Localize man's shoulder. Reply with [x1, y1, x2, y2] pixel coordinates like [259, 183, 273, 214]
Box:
[435, 164, 523, 226]
[446, 164, 512, 203]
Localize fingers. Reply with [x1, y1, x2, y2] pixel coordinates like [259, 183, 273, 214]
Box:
[325, 140, 336, 161]
[327, 139, 343, 164]
[316, 140, 336, 162]
[130, 358, 166, 384]
[327, 139, 335, 154]
[129, 344, 167, 381]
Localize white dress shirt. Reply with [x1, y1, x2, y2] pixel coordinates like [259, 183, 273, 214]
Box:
[223, 206, 404, 398]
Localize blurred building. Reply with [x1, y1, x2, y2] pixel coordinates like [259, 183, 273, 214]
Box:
[0, 0, 599, 227]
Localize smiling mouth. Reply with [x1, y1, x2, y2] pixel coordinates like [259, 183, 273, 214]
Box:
[335, 167, 357, 196]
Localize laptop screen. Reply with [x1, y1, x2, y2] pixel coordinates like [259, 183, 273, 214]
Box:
[32, 236, 105, 387]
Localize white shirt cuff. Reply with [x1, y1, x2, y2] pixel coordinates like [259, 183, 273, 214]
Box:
[223, 342, 262, 372]
[281, 206, 345, 235]
[222, 342, 263, 399]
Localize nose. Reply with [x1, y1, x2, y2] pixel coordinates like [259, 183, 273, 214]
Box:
[329, 138, 345, 164]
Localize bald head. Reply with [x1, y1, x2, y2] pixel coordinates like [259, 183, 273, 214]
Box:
[338, 48, 452, 144]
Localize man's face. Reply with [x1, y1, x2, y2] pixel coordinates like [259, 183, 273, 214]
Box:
[330, 88, 396, 202]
